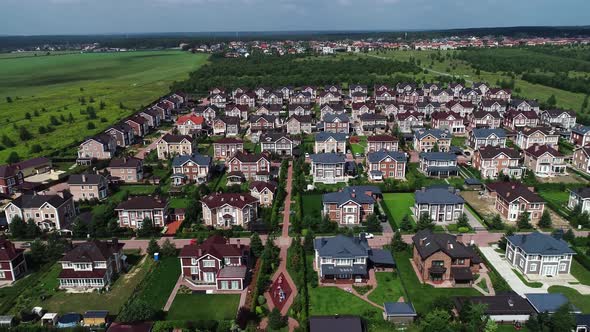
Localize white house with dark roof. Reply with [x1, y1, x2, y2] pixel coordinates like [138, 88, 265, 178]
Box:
[418, 152, 459, 178]
[540, 109, 577, 129]
[568, 187, 590, 214]
[321, 113, 350, 134]
[309, 153, 347, 184]
[515, 127, 559, 150]
[413, 129, 451, 152]
[506, 232, 575, 276]
[314, 132, 347, 154]
[260, 134, 299, 156]
[414, 186, 465, 224]
[468, 128, 507, 149]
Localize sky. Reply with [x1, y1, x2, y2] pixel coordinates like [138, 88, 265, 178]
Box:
[1, 0, 589, 35]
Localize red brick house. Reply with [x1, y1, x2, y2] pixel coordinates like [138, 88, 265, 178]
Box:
[58, 239, 125, 289]
[249, 115, 277, 132]
[125, 116, 149, 137]
[0, 165, 24, 195]
[503, 109, 539, 130]
[472, 146, 522, 179]
[227, 152, 271, 182]
[572, 146, 590, 174]
[213, 138, 244, 160]
[107, 157, 144, 183]
[179, 236, 249, 290]
[0, 238, 27, 283]
[366, 150, 407, 181]
[322, 186, 380, 225]
[570, 125, 590, 147]
[431, 111, 466, 135]
[486, 182, 545, 223]
[412, 230, 481, 285]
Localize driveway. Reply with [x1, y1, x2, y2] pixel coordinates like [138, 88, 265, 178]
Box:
[463, 206, 486, 231]
[479, 246, 548, 296]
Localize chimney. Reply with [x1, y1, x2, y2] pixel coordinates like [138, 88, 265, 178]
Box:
[82, 174, 87, 183]
[236, 239, 241, 248]
[419, 238, 425, 246]
[508, 298, 514, 307]
[456, 234, 463, 244]
[351, 189, 356, 198]
[447, 241, 454, 250]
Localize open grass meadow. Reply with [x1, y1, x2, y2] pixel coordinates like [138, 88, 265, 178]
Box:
[0, 51, 208, 162]
[166, 293, 240, 321]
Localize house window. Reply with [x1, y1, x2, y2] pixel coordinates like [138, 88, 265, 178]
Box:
[0, 271, 5, 279]
[231, 280, 240, 289]
[432, 260, 444, 267]
[202, 260, 215, 268]
[530, 263, 537, 271]
[560, 263, 567, 272]
[519, 259, 524, 269]
[190, 266, 199, 275]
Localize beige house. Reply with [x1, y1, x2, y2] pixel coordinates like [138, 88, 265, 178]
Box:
[286, 115, 313, 135]
[523, 144, 566, 178]
[249, 181, 277, 207]
[77, 134, 117, 164]
[201, 193, 259, 228]
[515, 127, 559, 150]
[68, 174, 108, 201]
[413, 129, 451, 152]
[156, 134, 193, 159]
[4, 191, 77, 231]
[107, 157, 144, 183]
[314, 132, 347, 154]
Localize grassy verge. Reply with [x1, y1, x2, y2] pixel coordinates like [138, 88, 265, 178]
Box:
[512, 269, 543, 288]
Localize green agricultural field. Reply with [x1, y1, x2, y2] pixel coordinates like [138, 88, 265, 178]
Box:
[0, 51, 208, 162]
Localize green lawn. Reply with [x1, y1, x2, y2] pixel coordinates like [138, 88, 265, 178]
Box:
[134, 257, 181, 310]
[167, 294, 240, 320]
[110, 185, 158, 202]
[393, 250, 481, 314]
[548, 286, 590, 313]
[0, 51, 208, 162]
[382, 193, 415, 227]
[169, 197, 191, 209]
[302, 193, 323, 219]
[571, 259, 590, 286]
[512, 269, 543, 288]
[308, 286, 382, 320]
[451, 137, 466, 148]
[11, 252, 148, 315]
[367, 272, 405, 305]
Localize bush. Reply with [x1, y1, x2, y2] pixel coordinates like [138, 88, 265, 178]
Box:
[458, 226, 470, 233]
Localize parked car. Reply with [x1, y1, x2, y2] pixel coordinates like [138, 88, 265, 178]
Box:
[362, 232, 374, 239]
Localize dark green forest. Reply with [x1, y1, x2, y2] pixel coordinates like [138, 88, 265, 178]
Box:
[171, 54, 422, 94]
[522, 72, 590, 95]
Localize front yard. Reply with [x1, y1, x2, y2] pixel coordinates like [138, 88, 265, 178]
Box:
[132, 256, 181, 311]
[166, 293, 240, 321]
[382, 193, 415, 228]
[367, 272, 405, 305]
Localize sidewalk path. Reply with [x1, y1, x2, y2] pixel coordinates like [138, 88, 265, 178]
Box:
[163, 275, 184, 311]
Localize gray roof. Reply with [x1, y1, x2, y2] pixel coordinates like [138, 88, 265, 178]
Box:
[322, 186, 379, 206]
[309, 316, 362, 332]
[506, 232, 576, 255]
[415, 187, 464, 205]
[414, 129, 450, 140]
[384, 302, 417, 316]
[572, 125, 590, 135]
[571, 187, 590, 199]
[309, 153, 346, 164]
[314, 235, 370, 258]
[367, 150, 407, 163]
[68, 174, 105, 185]
[320, 264, 367, 276]
[419, 152, 457, 161]
[369, 249, 395, 266]
[171, 153, 211, 167]
[525, 293, 580, 314]
[10, 192, 72, 209]
[472, 128, 506, 139]
[324, 113, 350, 123]
[315, 132, 348, 142]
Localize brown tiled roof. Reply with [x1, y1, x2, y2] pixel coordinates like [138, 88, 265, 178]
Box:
[472, 110, 501, 119]
[520, 127, 555, 136]
[108, 157, 142, 168]
[0, 238, 24, 261]
[179, 235, 246, 258]
[486, 182, 544, 203]
[505, 109, 539, 120]
[214, 137, 243, 144]
[477, 146, 520, 159]
[59, 269, 108, 279]
[288, 115, 312, 123]
[160, 134, 192, 143]
[367, 135, 397, 142]
[231, 151, 269, 163]
[11, 192, 72, 209]
[431, 111, 463, 121]
[61, 240, 124, 263]
[0, 165, 19, 178]
[249, 181, 277, 193]
[201, 192, 258, 209]
[115, 196, 167, 210]
[524, 144, 563, 158]
[14, 157, 50, 170]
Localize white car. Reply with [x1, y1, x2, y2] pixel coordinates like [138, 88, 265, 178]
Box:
[362, 232, 374, 239]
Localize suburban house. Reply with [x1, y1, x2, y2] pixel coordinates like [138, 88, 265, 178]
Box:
[431, 111, 466, 135]
[156, 134, 193, 159]
[235, 92, 256, 108]
[290, 91, 312, 105]
[0, 165, 24, 195]
[351, 102, 375, 121]
[171, 153, 212, 185]
[510, 99, 539, 113]
[288, 105, 312, 117]
[227, 152, 271, 182]
[249, 181, 277, 207]
[503, 109, 540, 130]
[487, 88, 511, 101]
[77, 134, 117, 164]
[260, 134, 299, 156]
[412, 230, 481, 285]
[209, 93, 228, 108]
[256, 104, 282, 117]
[453, 295, 535, 323]
[430, 90, 452, 103]
[318, 91, 341, 105]
[212, 116, 240, 136]
[540, 109, 577, 129]
[138, 109, 161, 128]
[473, 146, 522, 179]
[4, 157, 52, 178]
[319, 103, 346, 120]
[213, 138, 244, 160]
[58, 239, 125, 289]
[366, 150, 407, 181]
[224, 104, 249, 120]
[349, 84, 368, 96]
[418, 152, 459, 177]
[375, 89, 395, 102]
[105, 123, 135, 147]
[68, 174, 108, 201]
[262, 91, 283, 105]
[0, 238, 27, 283]
[124, 116, 149, 138]
[416, 101, 442, 115]
[176, 114, 206, 136]
[573, 146, 590, 174]
[469, 128, 507, 149]
[179, 235, 249, 290]
[4, 191, 76, 231]
[395, 112, 424, 133]
[469, 111, 502, 129]
[414, 186, 465, 224]
[515, 127, 559, 150]
[359, 113, 388, 134]
[107, 157, 144, 183]
[383, 302, 418, 325]
[249, 114, 278, 132]
[506, 232, 575, 276]
[322, 186, 380, 225]
[115, 196, 168, 229]
[523, 144, 566, 177]
[194, 105, 218, 123]
[480, 100, 507, 113]
[314, 132, 347, 154]
[485, 182, 545, 223]
[286, 115, 313, 135]
[366, 135, 399, 153]
[321, 114, 350, 134]
[314, 234, 394, 282]
[571, 125, 590, 147]
[568, 187, 590, 214]
[309, 153, 347, 184]
[445, 100, 475, 118]
[201, 193, 259, 228]
[413, 129, 451, 152]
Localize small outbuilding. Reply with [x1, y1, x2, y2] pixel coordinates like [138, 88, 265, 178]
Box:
[525, 293, 581, 314]
[383, 302, 417, 324]
[41, 313, 58, 326]
[57, 313, 82, 328]
[0, 315, 15, 327]
[83, 310, 109, 326]
[309, 315, 363, 332]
